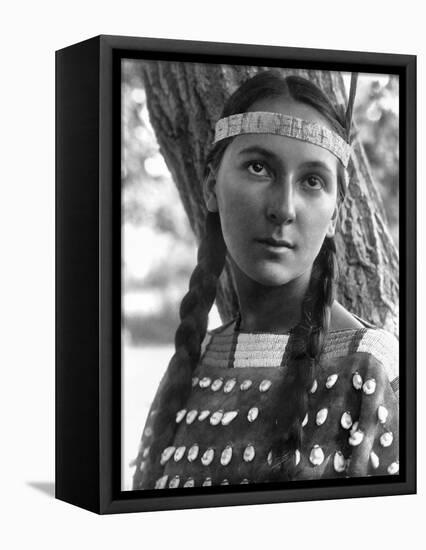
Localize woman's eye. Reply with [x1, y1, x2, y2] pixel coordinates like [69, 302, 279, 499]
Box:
[303, 175, 325, 190]
[247, 161, 269, 177]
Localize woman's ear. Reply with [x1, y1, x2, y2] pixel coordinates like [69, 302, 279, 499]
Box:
[326, 205, 339, 238]
[203, 164, 219, 213]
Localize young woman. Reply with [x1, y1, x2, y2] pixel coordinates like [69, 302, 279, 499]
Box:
[132, 70, 399, 490]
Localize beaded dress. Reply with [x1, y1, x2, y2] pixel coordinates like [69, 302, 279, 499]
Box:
[132, 318, 399, 490]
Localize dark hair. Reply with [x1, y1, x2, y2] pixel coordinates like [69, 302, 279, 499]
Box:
[137, 70, 350, 486]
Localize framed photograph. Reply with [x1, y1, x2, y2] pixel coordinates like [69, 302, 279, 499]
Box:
[56, 35, 416, 514]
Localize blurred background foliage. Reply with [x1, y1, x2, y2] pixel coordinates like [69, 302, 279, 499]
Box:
[352, 74, 399, 244]
[122, 60, 399, 346]
[122, 60, 197, 345]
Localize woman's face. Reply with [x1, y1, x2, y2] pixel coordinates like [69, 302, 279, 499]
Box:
[207, 97, 340, 287]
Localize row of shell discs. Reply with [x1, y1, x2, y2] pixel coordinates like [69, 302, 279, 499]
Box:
[309, 371, 377, 395]
[158, 445, 372, 473]
[176, 407, 260, 425]
[192, 376, 272, 393]
[154, 475, 252, 489]
[160, 443, 258, 466]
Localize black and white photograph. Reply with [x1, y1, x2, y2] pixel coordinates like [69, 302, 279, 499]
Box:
[3, 0, 423, 544]
[121, 59, 401, 492]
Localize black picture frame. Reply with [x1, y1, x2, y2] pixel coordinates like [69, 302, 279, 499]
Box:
[55, 34, 416, 514]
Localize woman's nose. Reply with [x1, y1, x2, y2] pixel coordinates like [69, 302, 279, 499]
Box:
[266, 179, 296, 225]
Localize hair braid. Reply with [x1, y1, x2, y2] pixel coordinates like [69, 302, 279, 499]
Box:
[269, 237, 338, 479]
[134, 213, 226, 488]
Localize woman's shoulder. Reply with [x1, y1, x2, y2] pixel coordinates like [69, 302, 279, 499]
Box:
[324, 304, 399, 394]
[325, 325, 398, 368]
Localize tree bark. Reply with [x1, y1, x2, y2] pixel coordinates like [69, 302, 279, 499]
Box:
[140, 62, 399, 337]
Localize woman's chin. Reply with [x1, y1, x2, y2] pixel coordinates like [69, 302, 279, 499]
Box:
[239, 265, 296, 287]
[252, 276, 293, 287]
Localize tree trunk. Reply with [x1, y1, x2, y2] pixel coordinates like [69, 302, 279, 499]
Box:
[140, 62, 399, 337]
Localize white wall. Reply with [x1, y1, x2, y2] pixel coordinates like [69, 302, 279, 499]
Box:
[1, 1, 423, 548]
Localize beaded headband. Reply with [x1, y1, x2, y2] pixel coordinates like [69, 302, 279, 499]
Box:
[213, 73, 359, 170]
[214, 111, 351, 168]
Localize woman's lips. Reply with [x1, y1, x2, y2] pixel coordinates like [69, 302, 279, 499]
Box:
[256, 237, 295, 249]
